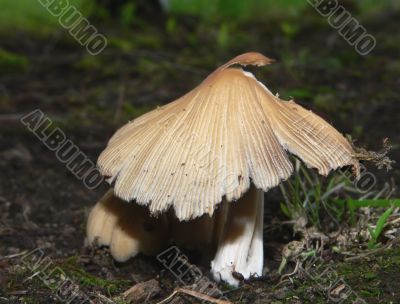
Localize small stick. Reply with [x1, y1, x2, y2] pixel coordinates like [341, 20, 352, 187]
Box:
[344, 245, 390, 261]
[0, 250, 28, 260]
[280, 260, 301, 281]
[0, 114, 24, 122]
[157, 288, 232, 304]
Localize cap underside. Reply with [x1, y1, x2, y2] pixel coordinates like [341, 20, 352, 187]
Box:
[98, 54, 358, 220]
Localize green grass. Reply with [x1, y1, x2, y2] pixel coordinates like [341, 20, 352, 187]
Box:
[280, 160, 399, 235]
[358, 0, 400, 15]
[0, 0, 92, 34]
[279, 160, 354, 230]
[167, 0, 308, 21]
[337, 199, 400, 225]
[1, 0, 397, 35]
[367, 206, 395, 249]
[167, 0, 399, 21]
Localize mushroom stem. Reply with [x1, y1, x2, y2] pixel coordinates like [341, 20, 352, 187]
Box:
[211, 185, 264, 286]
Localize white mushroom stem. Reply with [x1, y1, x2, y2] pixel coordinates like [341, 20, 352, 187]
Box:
[211, 185, 264, 286]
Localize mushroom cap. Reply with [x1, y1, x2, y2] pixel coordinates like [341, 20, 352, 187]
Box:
[98, 52, 359, 220]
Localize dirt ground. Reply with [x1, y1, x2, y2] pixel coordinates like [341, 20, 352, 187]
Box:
[0, 8, 400, 304]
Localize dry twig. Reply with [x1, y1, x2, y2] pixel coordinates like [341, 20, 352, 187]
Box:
[157, 288, 232, 304]
[351, 137, 394, 170]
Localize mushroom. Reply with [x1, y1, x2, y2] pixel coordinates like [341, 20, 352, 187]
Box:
[86, 189, 169, 261]
[87, 52, 359, 286]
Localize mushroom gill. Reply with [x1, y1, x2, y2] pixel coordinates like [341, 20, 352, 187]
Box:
[97, 52, 358, 221]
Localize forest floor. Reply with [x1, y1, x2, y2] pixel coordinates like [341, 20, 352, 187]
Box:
[0, 8, 400, 304]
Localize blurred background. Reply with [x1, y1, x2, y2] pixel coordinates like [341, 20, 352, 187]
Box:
[0, 0, 399, 303]
[1, 0, 399, 153]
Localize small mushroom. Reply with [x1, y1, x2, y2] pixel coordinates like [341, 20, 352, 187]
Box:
[86, 189, 169, 261]
[87, 52, 359, 286]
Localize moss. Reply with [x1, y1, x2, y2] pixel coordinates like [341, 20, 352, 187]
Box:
[3, 255, 132, 302]
[108, 37, 136, 52]
[269, 247, 400, 303]
[336, 247, 400, 303]
[74, 55, 104, 72]
[57, 256, 131, 296]
[0, 48, 29, 75]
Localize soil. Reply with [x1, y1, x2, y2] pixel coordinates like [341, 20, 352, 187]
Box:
[0, 8, 399, 304]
